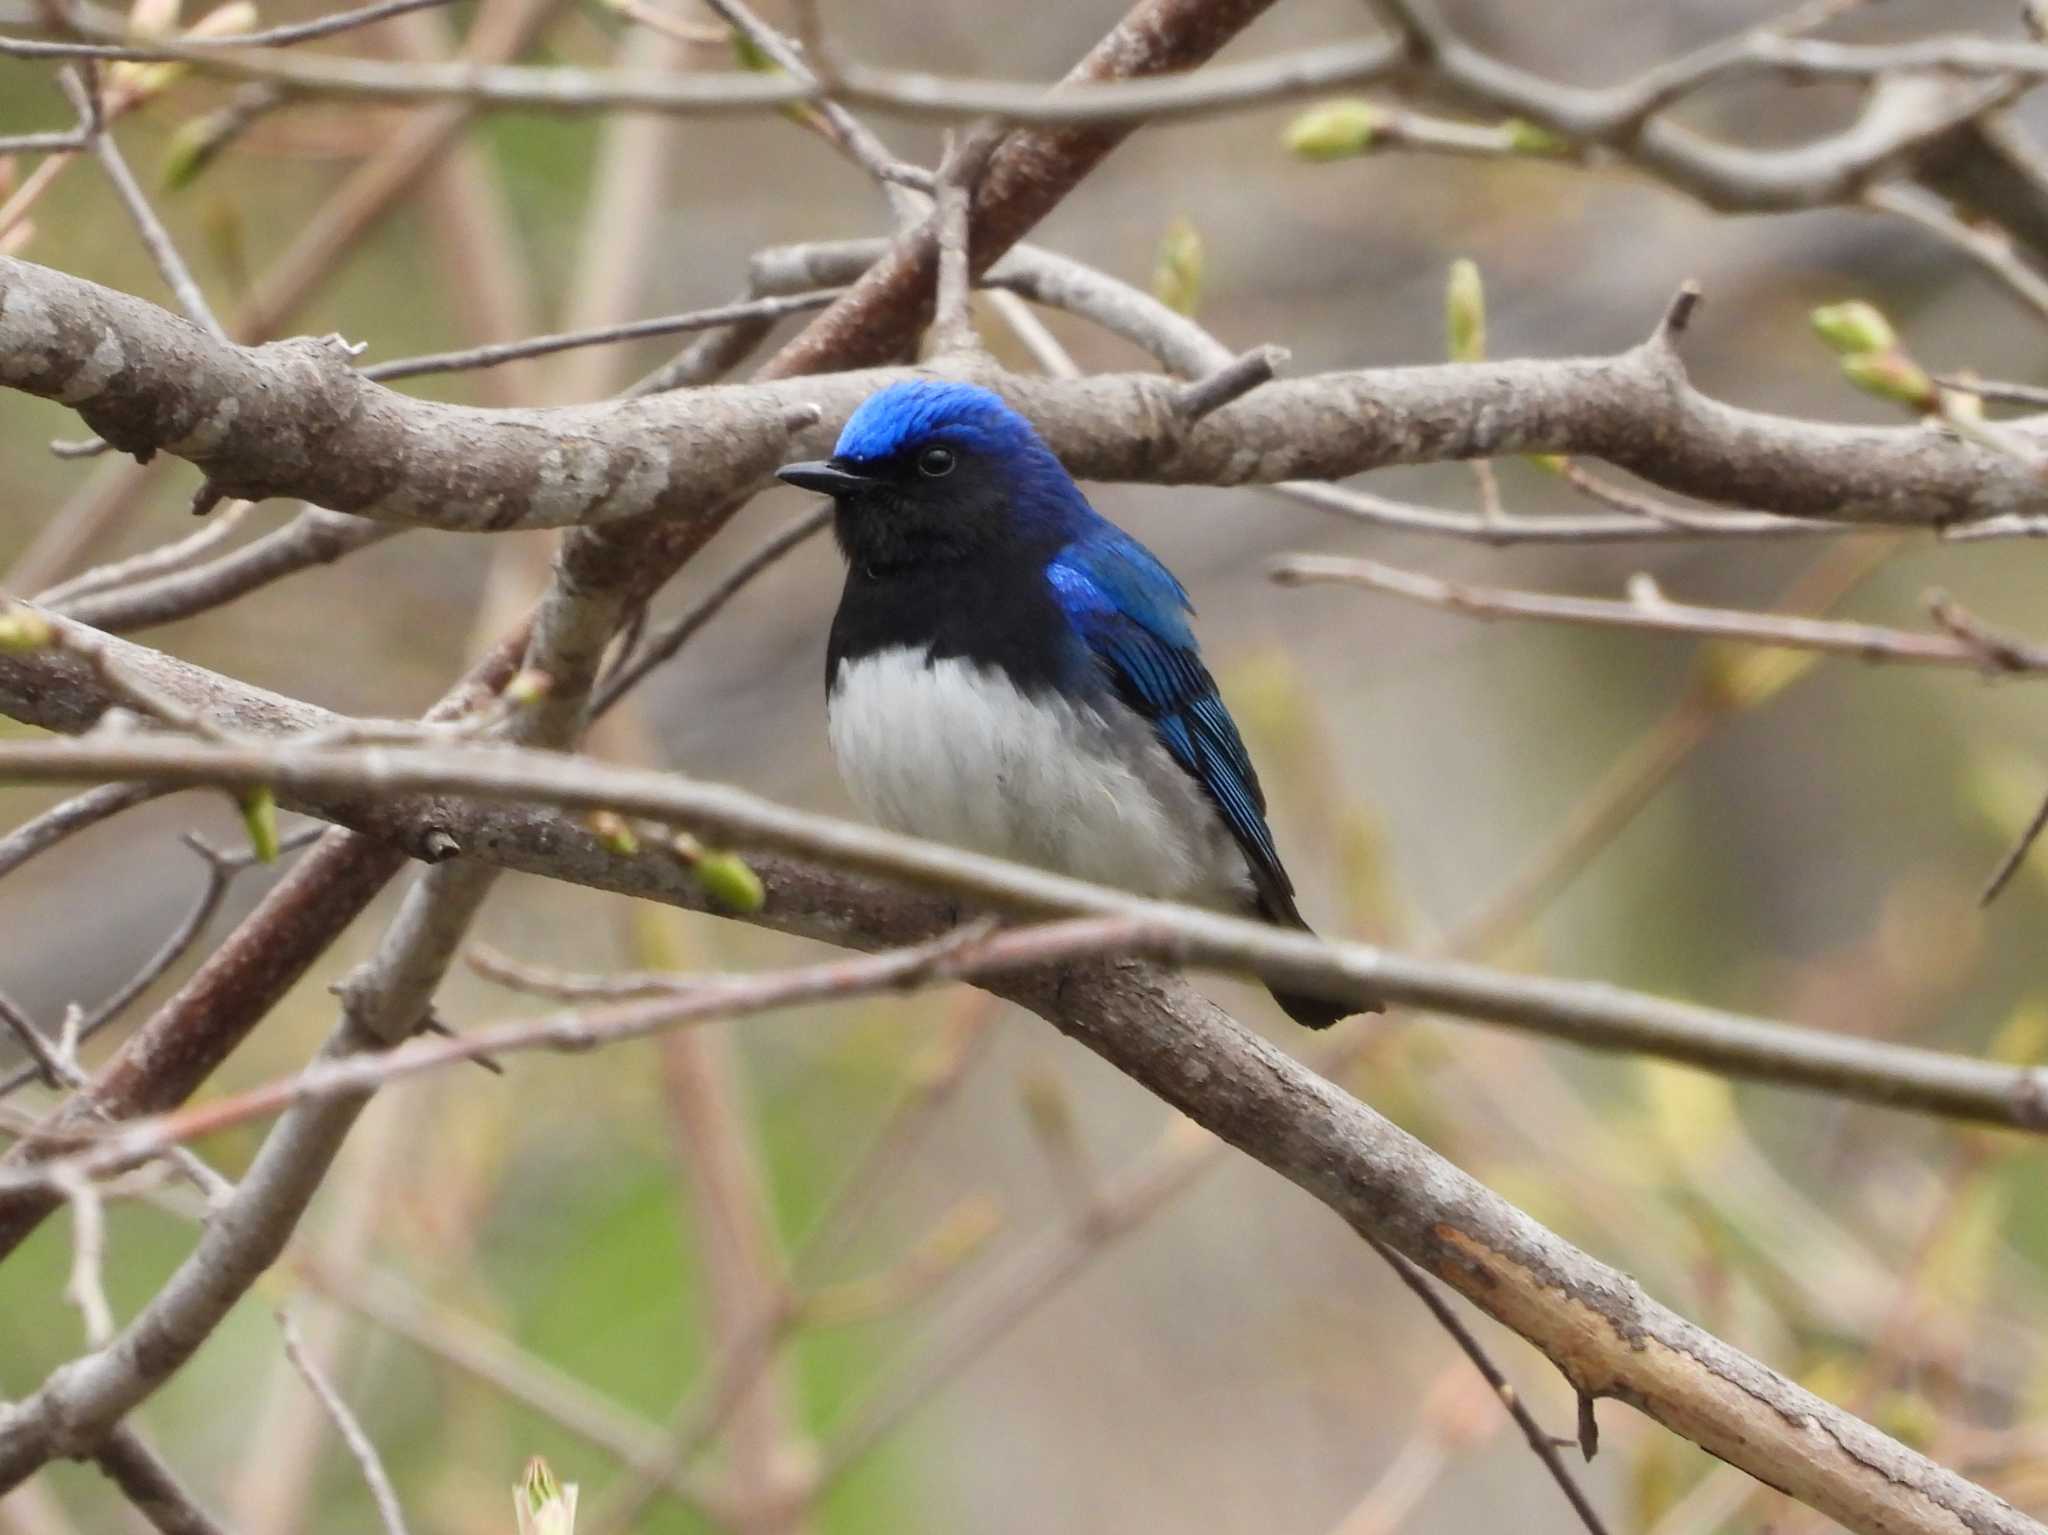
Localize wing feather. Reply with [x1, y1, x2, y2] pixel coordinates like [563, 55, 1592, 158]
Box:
[1047, 536, 1301, 920]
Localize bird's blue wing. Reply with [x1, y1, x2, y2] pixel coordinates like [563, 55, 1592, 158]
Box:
[1047, 534, 1301, 921]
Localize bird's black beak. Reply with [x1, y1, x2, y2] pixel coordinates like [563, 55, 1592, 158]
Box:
[777, 460, 873, 496]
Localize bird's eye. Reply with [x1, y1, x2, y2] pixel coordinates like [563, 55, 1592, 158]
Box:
[917, 446, 957, 478]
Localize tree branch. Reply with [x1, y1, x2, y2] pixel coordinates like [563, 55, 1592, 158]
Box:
[1271, 553, 2048, 673]
[6, 256, 2044, 534]
[90, 1425, 236, 1535]
[0, 718, 2040, 1136]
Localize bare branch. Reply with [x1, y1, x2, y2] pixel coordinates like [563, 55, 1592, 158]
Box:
[36, 501, 252, 608]
[53, 1167, 111, 1345]
[0, 781, 169, 880]
[0, 828, 323, 1100]
[1865, 182, 2048, 323]
[10, 257, 2048, 534]
[1172, 344, 1285, 422]
[1371, 1241, 1611, 1535]
[1371, 0, 2019, 212]
[295, 1259, 726, 1518]
[1271, 552, 2048, 672]
[90, 1426, 235, 1535]
[926, 129, 996, 355]
[0, 718, 2041, 1133]
[590, 506, 829, 716]
[57, 69, 225, 344]
[697, 0, 928, 217]
[4, 920, 1158, 1174]
[57, 512, 392, 639]
[0, 990, 65, 1090]
[360, 288, 843, 384]
[0, 33, 1406, 127]
[1942, 374, 2048, 408]
[772, 237, 1863, 544]
[1980, 788, 2048, 906]
[276, 1312, 410, 1535]
[9, 0, 458, 47]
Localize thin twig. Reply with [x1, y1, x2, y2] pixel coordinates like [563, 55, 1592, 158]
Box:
[5, 828, 326, 1097]
[1866, 182, 2048, 324]
[54, 1166, 113, 1345]
[91, 1425, 235, 1535]
[5, 921, 1150, 1183]
[591, 506, 830, 715]
[59, 69, 226, 343]
[1371, 1240, 1612, 1535]
[36, 503, 253, 607]
[926, 128, 997, 355]
[0, 126, 89, 152]
[1980, 788, 2048, 905]
[1172, 344, 1285, 421]
[1270, 552, 2048, 673]
[697, 0, 928, 215]
[276, 1312, 411, 1535]
[294, 1258, 726, 1518]
[0, 989, 64, 1089]
[1939, 373, 2048, 408]
[361, 288, 843, 382]
[57, 513, 400, 634]
[202, 0, 454, 47]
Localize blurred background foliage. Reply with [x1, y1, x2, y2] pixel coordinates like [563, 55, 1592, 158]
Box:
[3, 0, 2048, 1531]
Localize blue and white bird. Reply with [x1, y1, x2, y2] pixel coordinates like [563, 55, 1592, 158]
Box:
[778, 379, 1365, 1028]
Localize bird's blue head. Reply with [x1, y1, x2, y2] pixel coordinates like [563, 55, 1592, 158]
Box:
[778, 380, 1088, 571]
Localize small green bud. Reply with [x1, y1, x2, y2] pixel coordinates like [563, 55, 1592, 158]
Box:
[695, 851, 765, 914]
[238, 785, 279, 863]
[160, 116, 218, 191]
[0, 604, 53, 653]
[1018, 1067, 1079, 1153]
[919, 1193, 1000, 1265]
[1283, 99, 1384, 161]
[515, 1457, 578, 1535]
[585, 810, 639, 857]
[729, 28, 774, 72]
[1151, 215, 1204, 318]
[1810, 300, 1897, 357]
[1841, 350, 1936, 411]
[1502, 118, 1570, 156]
[503, 668, 553, 707]
[1445, 258, 1485, 364]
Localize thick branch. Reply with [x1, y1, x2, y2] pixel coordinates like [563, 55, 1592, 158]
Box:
[5, 256, 2043, 532]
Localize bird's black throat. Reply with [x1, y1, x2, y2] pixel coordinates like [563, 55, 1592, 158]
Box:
[825, 552, 1090, 701]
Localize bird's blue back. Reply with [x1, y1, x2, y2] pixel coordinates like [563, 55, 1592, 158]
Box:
[1046, 528, 1299, 923]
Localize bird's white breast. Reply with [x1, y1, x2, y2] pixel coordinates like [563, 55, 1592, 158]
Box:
[828, 646, 1248, 904]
